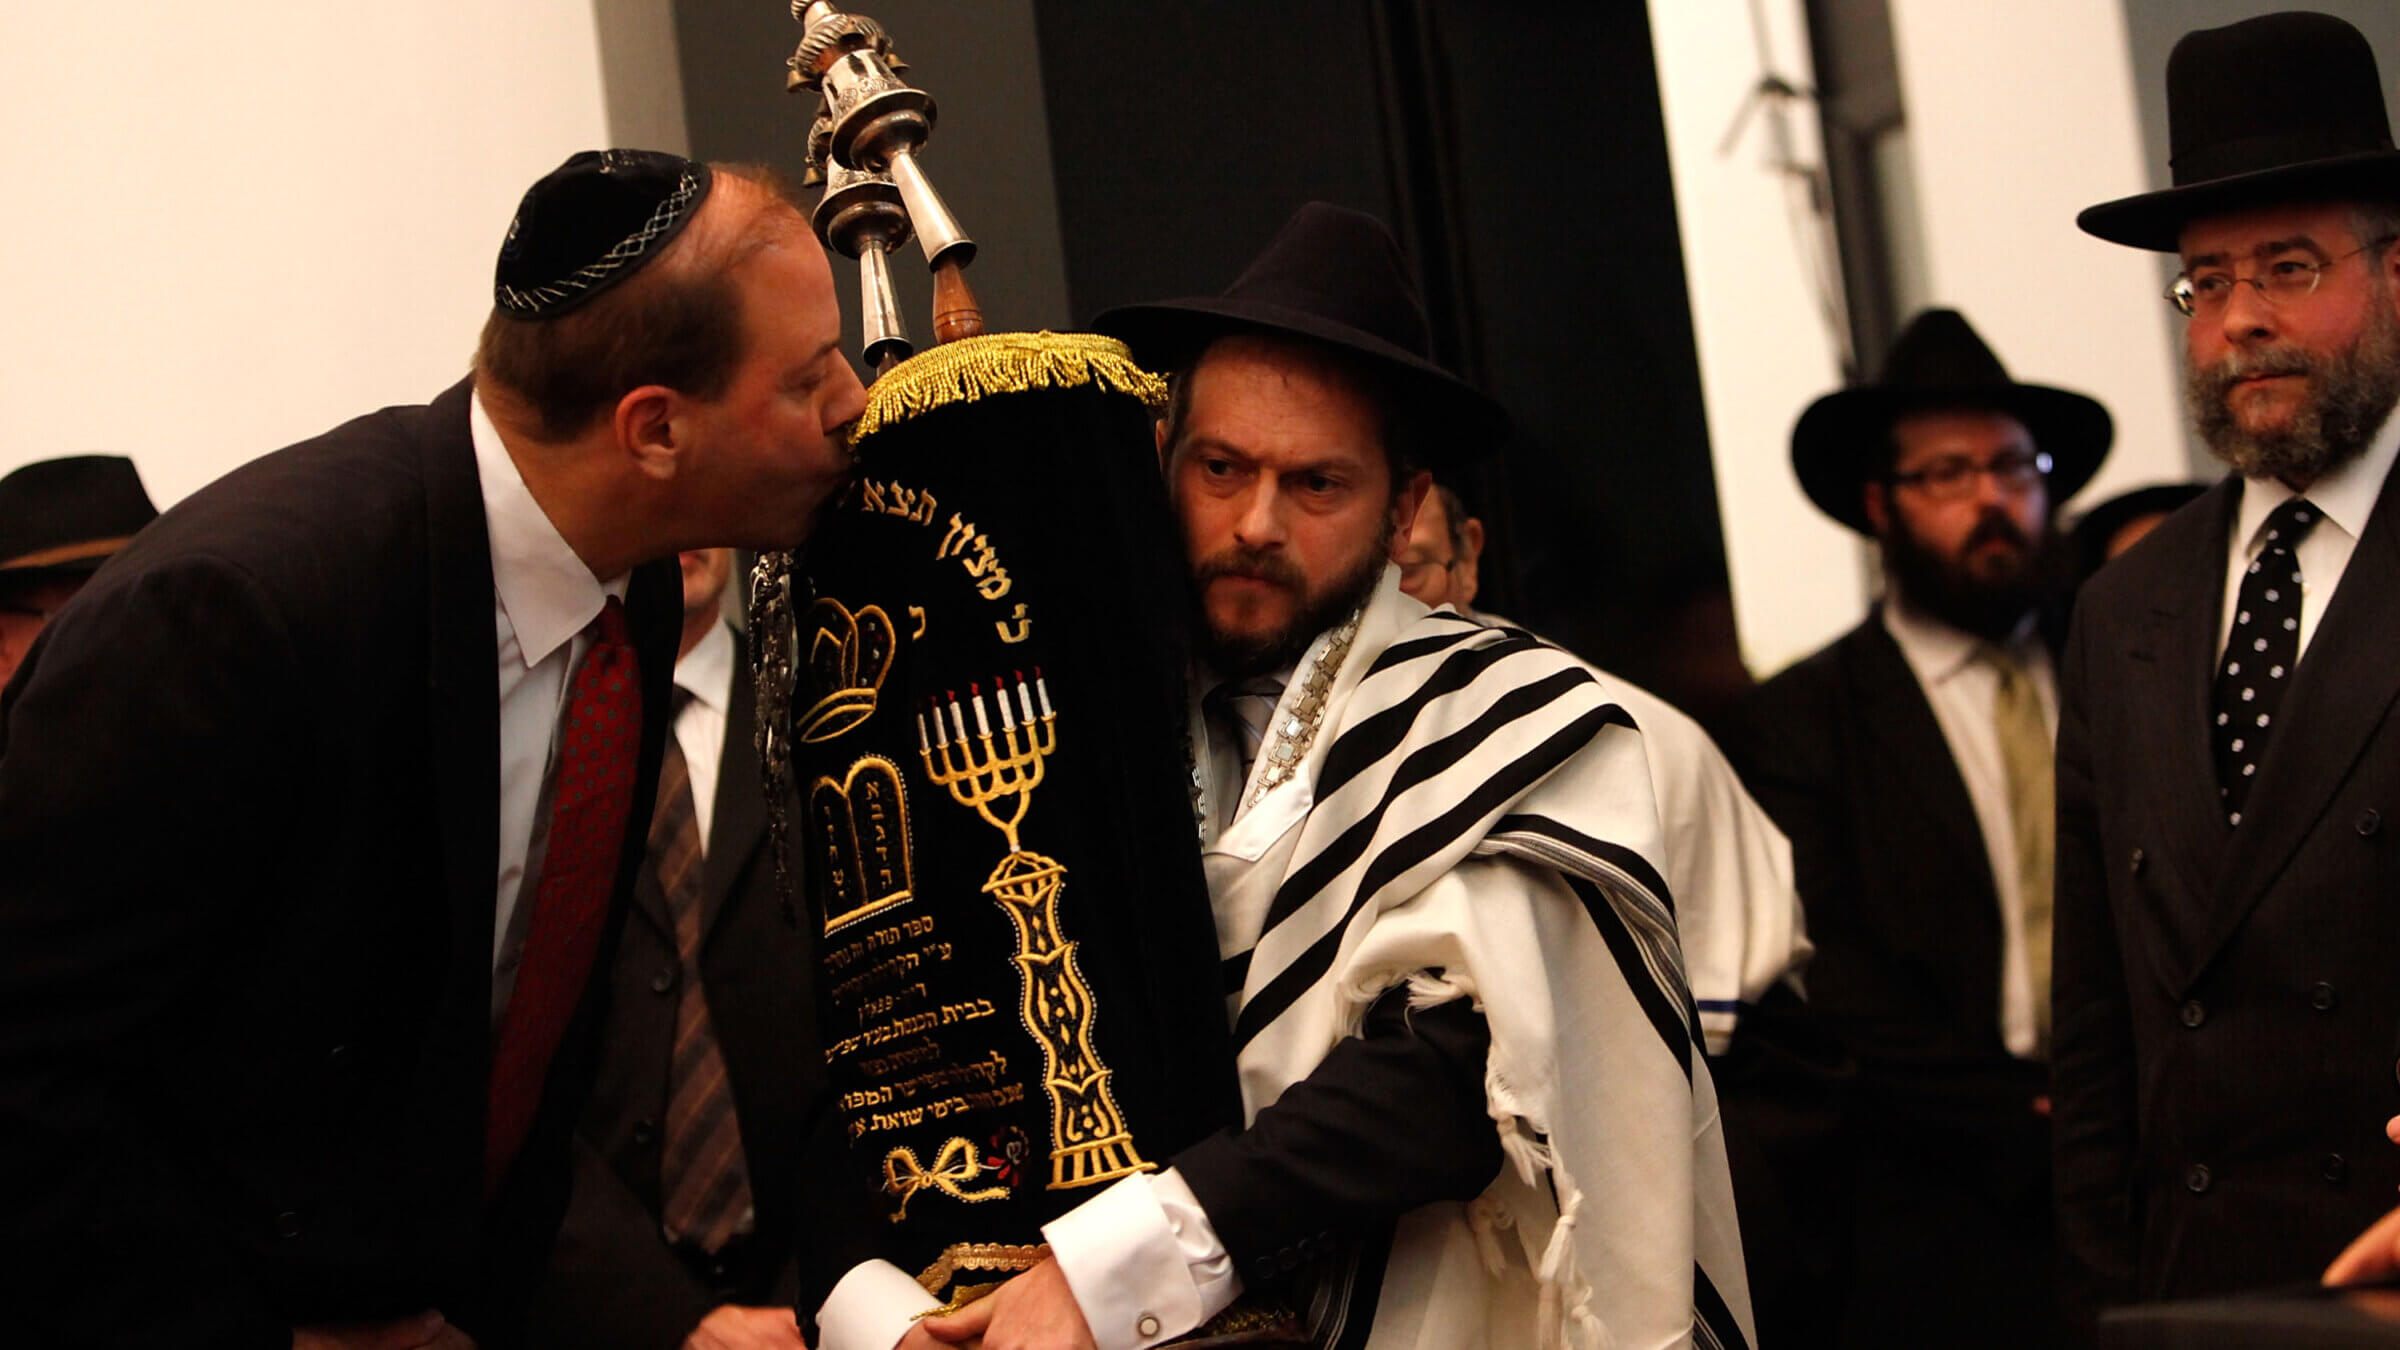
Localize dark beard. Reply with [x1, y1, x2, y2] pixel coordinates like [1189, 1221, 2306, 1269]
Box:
[1192, 524, 1392, 678]
[2186, 294, 2400, 484]
[1881, 507, 2050, 644]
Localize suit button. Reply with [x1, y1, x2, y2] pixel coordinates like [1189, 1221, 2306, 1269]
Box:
[2312, 982, 2338, 1012]
[631, 1119, 657, 1146]
[274, 1210, 303, 1239]
[2359, 809, 2383, 837]
[2186, 1163, 2212, 1194]
[1137, 1313, 1161, 1338]
[2324, 1153, 2350, 1184]
[2130, 846, 2147, 875]
[650, 967, 676, 994]
[2180, 1000, 2206, 1028]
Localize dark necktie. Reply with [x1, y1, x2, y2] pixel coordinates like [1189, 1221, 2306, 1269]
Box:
[655, 690, 756, 1253]
[2215, 497, 2320, 827]
[1203, 676, 1284, 815]
[488, 596, 643, 1192]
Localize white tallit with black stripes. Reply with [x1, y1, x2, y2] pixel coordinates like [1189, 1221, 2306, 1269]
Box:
[1199, 573, 1755, 1350]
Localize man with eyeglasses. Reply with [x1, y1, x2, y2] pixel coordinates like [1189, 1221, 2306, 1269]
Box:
[1725, 306, 2111, 1344]
[2053, 10, 2400, 1326]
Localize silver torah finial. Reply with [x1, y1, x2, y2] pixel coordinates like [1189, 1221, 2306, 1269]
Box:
[788, 2, 975, 273]
[814, 159, 915, 371]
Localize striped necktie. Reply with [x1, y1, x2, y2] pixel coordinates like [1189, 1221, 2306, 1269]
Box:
[1204, 676, 1285, 814]
[654, 689, 756, 1253]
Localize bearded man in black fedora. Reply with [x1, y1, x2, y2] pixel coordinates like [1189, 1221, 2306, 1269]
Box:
[2051, 8, 2400, 1322]
[1724, 307, 2110, 1345]
[0, 151, 866, 1349]
[816, 202, 1751, 1350]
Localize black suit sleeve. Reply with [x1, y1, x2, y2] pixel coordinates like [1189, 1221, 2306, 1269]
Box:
[2051, 604, 2140, 1330]
[1172, 985, 1502, 1283]
[0, 557, 299, 1348]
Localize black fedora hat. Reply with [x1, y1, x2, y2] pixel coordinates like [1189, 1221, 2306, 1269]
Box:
[1091, 202, 1509, 461]
[2079, 11, 2400, 251]
[1792, 309, 2113, 535]
[0, 456, 159, 580]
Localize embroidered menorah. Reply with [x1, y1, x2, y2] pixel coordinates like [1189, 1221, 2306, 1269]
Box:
[917, 673, 1150, 1190]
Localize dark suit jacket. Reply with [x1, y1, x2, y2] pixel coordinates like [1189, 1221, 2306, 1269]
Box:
[2054, 471, 2400, 1322]
[0, 379, 679, 1349]
[531, 633, 824, 1349]
[1729, 612, 2058, 1344]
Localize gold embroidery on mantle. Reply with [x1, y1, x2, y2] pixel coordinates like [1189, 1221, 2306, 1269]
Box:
[798, 598, 895, 743]
[882, 1137, 1009, 1221]
[812, 755, 913, 934]
[919, 675, 1153, 1190]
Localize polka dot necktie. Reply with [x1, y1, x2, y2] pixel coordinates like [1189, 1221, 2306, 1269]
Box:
[488, 596, 643, 1193]
[654, 691, 756, 1254]
[2214, 498, 2319, 827]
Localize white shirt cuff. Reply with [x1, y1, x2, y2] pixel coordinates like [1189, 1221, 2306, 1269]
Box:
[1044, 1167, 1242, 1350]
[814, 1259, 943, 1350]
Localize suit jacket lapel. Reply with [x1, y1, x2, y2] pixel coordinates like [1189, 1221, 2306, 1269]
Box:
[1848, 616, 1992, 881]
[421, 380, 502, 1028]
[702, 632, 770, 942]
[415, 377, 502, 1224]
[2201, 464, 2400, 972]
[2107, 482, 2241, 990]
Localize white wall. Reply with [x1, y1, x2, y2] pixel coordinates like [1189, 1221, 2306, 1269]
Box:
[0, 3, 614, 506]
[1886, 0, 2188, 505]
[1649, 0, 1862, 676]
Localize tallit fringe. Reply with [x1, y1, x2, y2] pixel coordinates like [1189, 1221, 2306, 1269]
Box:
[854, 331, 1168, 441]
[1396, 969, 1610, 1350]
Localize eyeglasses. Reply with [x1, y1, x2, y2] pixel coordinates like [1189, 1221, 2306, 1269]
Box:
[2166, 239, 2392, 318]
[1887, 449, 2052, 500]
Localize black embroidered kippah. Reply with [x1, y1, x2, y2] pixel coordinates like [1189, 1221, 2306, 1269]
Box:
[494, 149, 714, 319]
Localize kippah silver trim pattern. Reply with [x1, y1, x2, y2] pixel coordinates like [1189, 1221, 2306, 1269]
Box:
[496, 166, 707, 318]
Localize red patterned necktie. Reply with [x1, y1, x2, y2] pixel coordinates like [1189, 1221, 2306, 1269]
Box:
[488, 595, 643, 1192]
[653, 693, 757, 1252]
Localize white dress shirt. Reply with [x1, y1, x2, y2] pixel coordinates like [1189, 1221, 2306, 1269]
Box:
[675, 618, 736, 842]
[470, 391, 628, 1024]
[2217, 403, 2400, 663]
[1882, 593, 2057, 1059]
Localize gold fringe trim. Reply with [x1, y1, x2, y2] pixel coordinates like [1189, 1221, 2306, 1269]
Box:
[912, 1240, 1050, 1304]
[857, 331, 1167, 443]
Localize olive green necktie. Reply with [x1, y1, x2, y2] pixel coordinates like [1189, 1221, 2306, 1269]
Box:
[1985, 646, 2053, 1057]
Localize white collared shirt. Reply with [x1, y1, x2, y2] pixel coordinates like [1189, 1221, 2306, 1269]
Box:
[675, 618, 736, 843]
[1881, 593, 2057, 1060]
[2217, 403, 2400, 662]
[470, 390, 628, 1024]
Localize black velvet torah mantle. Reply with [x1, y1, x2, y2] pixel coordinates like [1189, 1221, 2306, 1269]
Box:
[784, 333, 1239, 1309]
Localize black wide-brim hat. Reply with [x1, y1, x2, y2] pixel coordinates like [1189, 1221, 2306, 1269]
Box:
[2079, 11, 2400, 251]
[0, 455, 159, 580]
[1091, 202, 1509, 463]
[1792, 309, 2113, 535]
